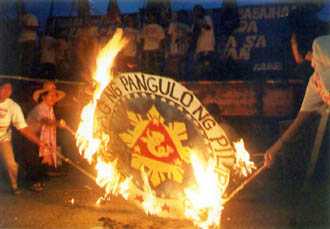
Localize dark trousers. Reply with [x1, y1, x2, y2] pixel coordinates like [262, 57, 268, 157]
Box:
[18, 41, 37, 76]
[23, 140, 47, 184]
[141, 50, 164, 75]
[191, 51, 218, 80]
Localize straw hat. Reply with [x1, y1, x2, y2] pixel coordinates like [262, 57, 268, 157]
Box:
[32, 81, 66, 103]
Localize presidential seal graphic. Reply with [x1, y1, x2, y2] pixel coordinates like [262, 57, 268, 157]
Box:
[94, 72, 236, 217]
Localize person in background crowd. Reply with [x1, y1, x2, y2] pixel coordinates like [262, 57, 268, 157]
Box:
[39, 29, 57, 79]
[289, 2, 325, 83]
[219, 0, 239, 52]
[218, 0, 240, 79]
[73, 22, 99, 82]
[0, 81, 46, 195]
[25, 81, 66, 192]
[55, 31, 70, 80]
[117, 15, 141, 73]
[98, 25, 110, 47]
[190, 5, 216, 80]
[17, 8, 39, 76]
[164, 10, 191, 79]
[141, 11, 165, 75]
[97, 4, 122, 48]
[264, 35, 330, 227]
[100, 5, 122, 46]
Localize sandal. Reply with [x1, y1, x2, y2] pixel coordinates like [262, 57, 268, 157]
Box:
[30, 183, 43, 192]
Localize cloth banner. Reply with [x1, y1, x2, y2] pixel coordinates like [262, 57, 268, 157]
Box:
[94, 72, 236, 217]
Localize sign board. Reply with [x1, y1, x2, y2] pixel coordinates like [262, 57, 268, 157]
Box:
[222, 4, 297, 79]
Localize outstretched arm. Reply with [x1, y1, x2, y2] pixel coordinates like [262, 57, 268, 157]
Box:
[18, 127, 43, 147]
[264, 111, 314, 168]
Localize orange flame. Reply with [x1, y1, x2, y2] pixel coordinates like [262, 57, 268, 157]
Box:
[184, 153, 223, 229]
[140, 167, 162, 215]
[233, 139, 256, 177]
[76, 29, 129, 200]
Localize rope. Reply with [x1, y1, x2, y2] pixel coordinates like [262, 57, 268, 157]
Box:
[0, 75, 86, 86]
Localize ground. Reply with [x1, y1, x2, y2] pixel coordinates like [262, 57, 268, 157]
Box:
[1, 159, 327, 229]
[1, 115, 329, 229]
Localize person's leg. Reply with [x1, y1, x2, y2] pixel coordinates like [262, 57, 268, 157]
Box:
[24, 141, 44, 192]
[0, 141, 19, 192]
[20, 41, 35, 76]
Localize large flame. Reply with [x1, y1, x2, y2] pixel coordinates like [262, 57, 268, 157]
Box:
[76, 29, 130, 199]
[184, 153, 223, 229]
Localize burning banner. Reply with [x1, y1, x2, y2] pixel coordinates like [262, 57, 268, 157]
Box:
[76, 29, 256, 228]
[93, 72, 236, 218]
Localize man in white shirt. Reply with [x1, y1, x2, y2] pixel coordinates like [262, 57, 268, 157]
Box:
[165, 10, 191, 79]
[117, 15, 141, 72]
[141, 12, 165, 74]
[18, 10, 39, 76]
[39, 31, 57, 79]
[0, 81, 45, 194]
[191, 5, 217, 80]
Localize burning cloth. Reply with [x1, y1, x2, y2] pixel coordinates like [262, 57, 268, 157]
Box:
[92, 72, 236, 218]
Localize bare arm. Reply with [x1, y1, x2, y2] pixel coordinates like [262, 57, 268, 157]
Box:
[291, 33, 304, 64]
[18, 126, 43, 147]
[264, 111, 314, 167]
[279, 111, 313, 145]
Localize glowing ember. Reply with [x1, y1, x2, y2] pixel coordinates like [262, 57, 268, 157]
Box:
[233, 139, 256, 177]
[184, 153, 223, 229]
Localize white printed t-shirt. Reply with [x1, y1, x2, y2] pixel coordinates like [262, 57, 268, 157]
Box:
[0, 98, 27, 142]
[141, 24, 165, 51]
[195, 15, 215, 54]
[18, 13, 39, 43]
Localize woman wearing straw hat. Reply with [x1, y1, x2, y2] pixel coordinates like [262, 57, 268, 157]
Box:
[25, 81, 65, 191]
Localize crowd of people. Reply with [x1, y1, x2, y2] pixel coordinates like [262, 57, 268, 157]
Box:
[11, 2, 330, 84]
[14, 4, 239, 82]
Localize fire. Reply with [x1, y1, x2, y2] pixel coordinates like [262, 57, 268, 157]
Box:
[75, 28, 257, 229]
[140, 167, 162, 215]
[184, 153, 223, 229]
[76, 29, 129, 199]
[233, 139, 256, 177]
